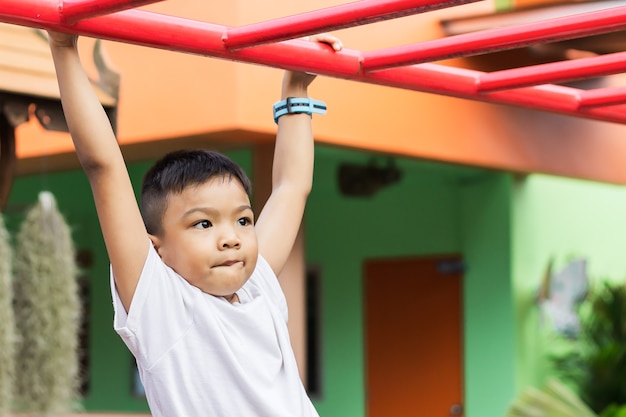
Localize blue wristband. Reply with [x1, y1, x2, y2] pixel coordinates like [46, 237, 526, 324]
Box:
[273, 97, 327, 124]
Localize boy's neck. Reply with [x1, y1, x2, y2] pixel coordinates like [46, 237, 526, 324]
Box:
[224, 293, 240, 304]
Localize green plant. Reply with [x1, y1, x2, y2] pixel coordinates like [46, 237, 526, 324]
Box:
[551, 281, 626, 414]
[600, 404, 626, 417]
[13, 192, 80, 415]
[506, 378, 598, 417]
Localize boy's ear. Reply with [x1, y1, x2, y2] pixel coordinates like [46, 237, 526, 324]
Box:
[149, 234, 164, 258]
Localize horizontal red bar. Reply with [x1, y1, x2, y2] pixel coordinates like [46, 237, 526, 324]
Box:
[60, 0, 164, 25]
[223, 0, 481, 50]
[579, 87, 626, 108]
[362, 65, 626, 124]
[477, 51, 626, 92]
[0, 2, 362, 74]
[0, 0, 63, 27]
[361, 5, 626, 71]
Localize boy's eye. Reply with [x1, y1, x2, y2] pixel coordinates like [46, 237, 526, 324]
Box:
[193, 220, 212, 229]
[238, 217, 252, 226]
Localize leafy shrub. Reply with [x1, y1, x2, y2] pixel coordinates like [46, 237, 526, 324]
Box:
[551, 281, 626, 414]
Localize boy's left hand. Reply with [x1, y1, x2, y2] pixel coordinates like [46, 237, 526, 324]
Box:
[308, 33, 343, 53]
[283, 33, 343, 94]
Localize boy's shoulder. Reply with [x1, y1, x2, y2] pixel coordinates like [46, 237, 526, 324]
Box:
[244, 254, 279, 293]
[242, 254, 288, 317]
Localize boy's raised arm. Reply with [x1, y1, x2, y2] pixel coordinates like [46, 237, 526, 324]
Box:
[48, 33, 148, 312]
[255, 34, 342, 275]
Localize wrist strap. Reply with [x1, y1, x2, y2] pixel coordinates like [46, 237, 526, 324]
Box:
[273, 97, 327, 124]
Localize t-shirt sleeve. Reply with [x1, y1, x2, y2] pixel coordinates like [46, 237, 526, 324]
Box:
[248, 255, 289, 323]
[111, 240, 196, 367]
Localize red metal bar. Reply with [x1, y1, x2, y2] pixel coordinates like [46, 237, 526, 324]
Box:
[0, 1, 362, 74]
[60, 0, 165, 25]
[364, 65, 626, 124]
[0, 0, 64, 27]
[361, 5, 626, 71]
[2, 0, 626, 125]
[477, 52, 626, 93]
[579, 87, 626, 109]
[223, 0, 481, 50]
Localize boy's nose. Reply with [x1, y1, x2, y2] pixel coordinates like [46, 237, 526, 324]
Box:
[219, 229, 241, 249]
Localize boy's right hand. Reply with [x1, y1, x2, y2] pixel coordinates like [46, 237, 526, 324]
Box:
[47, 30, 77, 48]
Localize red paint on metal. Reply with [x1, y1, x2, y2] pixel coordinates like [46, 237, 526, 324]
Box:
[580, 87, 626, 109]
[361, 5, 626, 70]
[477, 52, 626, 92]
[223, 0, 482, 50]
[1, 0, 626, 124]
[363, 65, 626, 125]
[60, 0, 164, 25]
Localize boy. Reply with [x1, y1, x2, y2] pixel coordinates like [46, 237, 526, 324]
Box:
[47, 30, 341, 416]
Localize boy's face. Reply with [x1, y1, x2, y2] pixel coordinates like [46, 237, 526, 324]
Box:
[150, 176, 258, 297]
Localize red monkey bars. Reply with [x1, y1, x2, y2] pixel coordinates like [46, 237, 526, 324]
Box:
[2, 0, 626, 124]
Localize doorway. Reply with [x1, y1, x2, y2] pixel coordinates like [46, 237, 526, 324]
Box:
[364, 254, 464, 417]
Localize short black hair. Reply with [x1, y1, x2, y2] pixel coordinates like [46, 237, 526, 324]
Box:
[141, 149, 252, 236]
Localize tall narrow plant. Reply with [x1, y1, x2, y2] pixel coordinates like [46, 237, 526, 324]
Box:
[13, 192, 80, 415]
[0, 213, 14, 415]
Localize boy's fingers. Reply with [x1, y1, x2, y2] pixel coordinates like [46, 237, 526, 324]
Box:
[306, 34, 343, 51]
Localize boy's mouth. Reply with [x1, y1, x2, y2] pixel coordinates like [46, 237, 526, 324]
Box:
[215, 260, 242, 267]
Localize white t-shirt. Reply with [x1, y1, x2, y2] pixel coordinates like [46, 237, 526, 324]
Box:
[111, 242, 319, 417]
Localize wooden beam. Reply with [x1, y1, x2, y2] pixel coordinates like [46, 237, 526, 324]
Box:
[0, 113, 16, 211]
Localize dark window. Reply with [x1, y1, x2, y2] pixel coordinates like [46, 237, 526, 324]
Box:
[76, 249, 93, 397]
[306, 265, 323, 398]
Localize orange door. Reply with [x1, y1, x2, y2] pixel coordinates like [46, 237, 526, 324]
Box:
[364, 255, 464, 417]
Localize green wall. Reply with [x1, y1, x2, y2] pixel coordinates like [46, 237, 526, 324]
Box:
[307, 148, 467, 417]
[6, 145, 519, 416]
[495, 0, 514, 11]
[512, 174, 626, 393]
[460, 173, 516, 417]
[306, 147, 516, 417]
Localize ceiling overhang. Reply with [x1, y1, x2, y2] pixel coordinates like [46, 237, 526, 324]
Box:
[0, 23, 118, 131]
[0, 22, 119, 209]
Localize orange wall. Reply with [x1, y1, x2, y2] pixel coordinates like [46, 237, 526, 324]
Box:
[15, 0, 626, 184]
